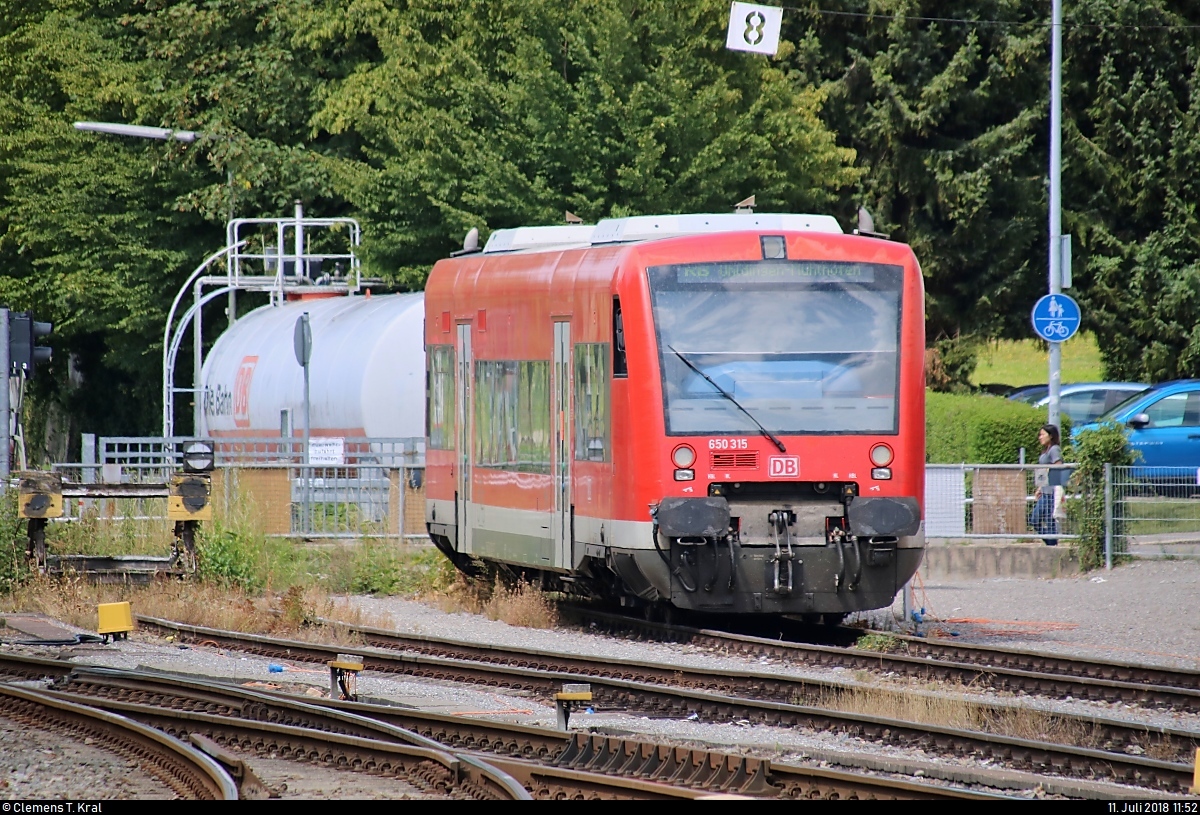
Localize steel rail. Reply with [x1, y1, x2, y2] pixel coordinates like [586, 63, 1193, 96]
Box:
[333, 614, 1200, 712]
[35, 686, 526, 800]
[138, 612, 1200, 766]
[573, 607, 1200, 710]
[130, 616, 1197, 792]
[39, 683, 719, 800]
[864, 627, 1200, 691]
[43, 661, 1010, 800]
[0, 683, 238, 800]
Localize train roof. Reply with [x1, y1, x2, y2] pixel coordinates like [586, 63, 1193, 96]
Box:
[481, 213, 844, 255]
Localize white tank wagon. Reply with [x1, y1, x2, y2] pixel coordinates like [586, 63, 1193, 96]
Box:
[200, 293, 427, 440]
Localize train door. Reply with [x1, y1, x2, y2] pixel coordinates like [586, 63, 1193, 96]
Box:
[456, 322, 473, 555]
[553, 321, 572, 570]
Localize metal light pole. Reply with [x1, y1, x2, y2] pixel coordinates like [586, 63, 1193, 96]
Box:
[1047, 0, 1064, 429]
[294, 312, 312, 532]
[74, 120, 240, 438]
[0, 308, 9, 481]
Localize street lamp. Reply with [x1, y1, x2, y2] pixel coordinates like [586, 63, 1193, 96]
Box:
[73, 121, 232, 221]
[74, 117, 239, 307]
[74, 121, 198, 142]
[75, 119, 241, 438]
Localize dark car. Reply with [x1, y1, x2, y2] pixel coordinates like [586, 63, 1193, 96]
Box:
[1007, 382, 1148, 424]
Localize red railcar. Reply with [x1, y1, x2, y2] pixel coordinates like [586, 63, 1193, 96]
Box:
[425, 213, 925, 620]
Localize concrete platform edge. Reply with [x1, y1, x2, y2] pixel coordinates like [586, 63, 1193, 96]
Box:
[920, 542, 1080, 580]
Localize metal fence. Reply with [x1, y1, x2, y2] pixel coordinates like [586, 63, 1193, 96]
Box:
[925, 463, 1082, 542]
[48, 435, 427, 540]
[1108, 465, 1200, 563]
[42, 435, 1200, 553]
[926, 463, 1200, 563]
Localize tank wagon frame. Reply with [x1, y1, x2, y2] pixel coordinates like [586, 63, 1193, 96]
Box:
[424, 213, 927, 620]
[165, 203, 363, 438]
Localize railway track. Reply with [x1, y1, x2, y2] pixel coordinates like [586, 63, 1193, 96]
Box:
[131, 616, 1198, 792]
[2, 657, 526, 800]
[0, 682, 238, 800]
[0, 653, 1009, 800]
[572, 607, 1200, 710]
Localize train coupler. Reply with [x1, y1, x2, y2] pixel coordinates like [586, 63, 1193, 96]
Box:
[769, 510, 796, 595]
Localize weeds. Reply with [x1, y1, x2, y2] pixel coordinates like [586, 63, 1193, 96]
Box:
[318, 543, 457, 596]
[0, 471, 561, 635]
[0, 490, 28, 593]
[431, 572, 560, 629]
[855, 632, 901, 653]
[47, 500, 173, 558]
[817, 680, 1087, 747]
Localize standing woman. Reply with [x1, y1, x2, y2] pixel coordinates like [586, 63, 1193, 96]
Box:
[1030, 424, 1064, 545]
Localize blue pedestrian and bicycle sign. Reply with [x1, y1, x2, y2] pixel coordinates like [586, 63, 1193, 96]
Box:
[1031, 293, 1082, 342]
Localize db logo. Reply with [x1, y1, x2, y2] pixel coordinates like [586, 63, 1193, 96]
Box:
[232, 356, 258, 429]
[768, 456, 800, 478]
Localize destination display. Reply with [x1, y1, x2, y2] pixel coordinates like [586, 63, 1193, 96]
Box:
[669, 261, 889, 285]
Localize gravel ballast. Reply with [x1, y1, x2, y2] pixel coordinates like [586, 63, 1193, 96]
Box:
[2, 558, 1197, 799]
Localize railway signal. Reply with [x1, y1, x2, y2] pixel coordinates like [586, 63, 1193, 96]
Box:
[8, 310, 53, 379]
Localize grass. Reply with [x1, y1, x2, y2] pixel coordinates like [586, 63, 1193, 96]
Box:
[0, 576, 388, 645]
[430, 573, 562, 629]
[812, 680, 1183, 759]
[854, 632, 902, 653]
[46, 500, 175, 558]
[0, 481, 561, 633]
[1119, 495, 1200, 536]
[973, 333, 1104, 388]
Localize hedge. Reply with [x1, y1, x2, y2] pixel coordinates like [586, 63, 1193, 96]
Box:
[926, 391, 1070, 464]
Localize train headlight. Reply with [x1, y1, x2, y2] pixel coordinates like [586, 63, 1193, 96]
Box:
[674, 469, 695, 481]
[671, 444, 696, 469]
[869, 444, 894, 467]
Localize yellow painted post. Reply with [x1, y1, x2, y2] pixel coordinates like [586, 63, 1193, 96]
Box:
[1193, 746, 1199, 793]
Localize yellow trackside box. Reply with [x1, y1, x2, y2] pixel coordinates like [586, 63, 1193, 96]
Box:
[97, 602, 133, 637]
[168, 473, 212, 521]
[17, 472, 63, 519]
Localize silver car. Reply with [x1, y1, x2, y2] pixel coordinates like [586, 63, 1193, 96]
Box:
[1007, 382, 1149, 424]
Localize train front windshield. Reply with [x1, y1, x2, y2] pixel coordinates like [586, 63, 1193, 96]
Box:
[648, 260, 903, 435]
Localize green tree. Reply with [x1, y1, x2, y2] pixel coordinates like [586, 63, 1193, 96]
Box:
[300, 0, 860, 287]
[1063, 0, 1200, 382]
[0, 0, 343, 448]
[787, 0, 1049, 347]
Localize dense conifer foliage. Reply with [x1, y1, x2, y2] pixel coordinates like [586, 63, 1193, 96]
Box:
[2, 1, 1198, 449]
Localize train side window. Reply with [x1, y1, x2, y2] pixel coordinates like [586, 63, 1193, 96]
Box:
[574, 343, 611, 462]
[475, 360, 519, 468]
[517, 361, 551, 473]
[612, 297, 628, 378]
[427, 345, 455, 450]
[474, 359, 550, 472]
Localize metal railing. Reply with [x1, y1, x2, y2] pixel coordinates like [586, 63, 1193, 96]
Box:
[925, 463, 1081, 541]
[1107, 465, 1200, 563]
[94, 435, 424, 470]
[48, 434, 1200, 553]
[292, 465, 393, 538]
[47, 435, 427, 540]
[925, 463, 1200, 564]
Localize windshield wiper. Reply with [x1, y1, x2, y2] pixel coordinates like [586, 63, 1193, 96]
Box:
[668, 345, 787, 453]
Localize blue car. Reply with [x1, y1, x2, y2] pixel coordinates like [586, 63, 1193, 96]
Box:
[1074, 379, 1200, 468]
